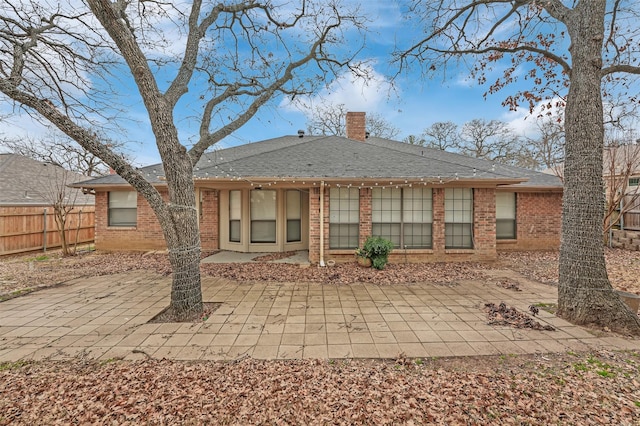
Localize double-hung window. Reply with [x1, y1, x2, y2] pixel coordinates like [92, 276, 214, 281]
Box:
[372, 188, 432, 248]
[496, 192, 516, 240]
[445, 188, 473, 248]
[329, 188, 359, 249]
[286, 190, 302, 243]
[250, 190, 276, 243]
[229, 190, 241, 242]
[108, 191, 137, 227]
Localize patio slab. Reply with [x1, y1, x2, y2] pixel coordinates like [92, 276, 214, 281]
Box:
[0, 271, 637, 362]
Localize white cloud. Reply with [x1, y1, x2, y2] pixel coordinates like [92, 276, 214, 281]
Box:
[501, 97, 565, 136]
[283, 64, 397, 115]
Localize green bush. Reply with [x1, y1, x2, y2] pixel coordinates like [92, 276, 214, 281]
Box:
[362, 236, 394, 270]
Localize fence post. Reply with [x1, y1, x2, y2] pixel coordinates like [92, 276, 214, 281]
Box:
[620, 198, 625, 231]
[43, 207, 47, 252]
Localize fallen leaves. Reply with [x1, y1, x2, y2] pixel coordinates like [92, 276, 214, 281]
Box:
[1, 352, 639, 424]
[484, 302, 556, 331]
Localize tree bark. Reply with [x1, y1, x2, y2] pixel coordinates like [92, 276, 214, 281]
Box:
[557, 1, 640, 334]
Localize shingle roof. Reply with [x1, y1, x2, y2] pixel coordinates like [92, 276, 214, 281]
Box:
[0, 154, 95, 206]
[77, 135, 562, 189]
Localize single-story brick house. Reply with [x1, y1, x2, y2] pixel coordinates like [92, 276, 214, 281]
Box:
[75, 112, 562, 264]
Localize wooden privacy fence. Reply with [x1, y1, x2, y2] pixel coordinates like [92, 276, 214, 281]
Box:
[621, 194, 640, 231]
[0, 205, 95, 256]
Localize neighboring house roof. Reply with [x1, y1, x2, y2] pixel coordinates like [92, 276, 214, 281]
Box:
[0, 153, 94, 206]
[543, 144, 640, 180]
[76, 135, 563, 190]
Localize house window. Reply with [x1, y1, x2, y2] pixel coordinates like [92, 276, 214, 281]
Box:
[403, 188, 433, 248]
[251, 189, 276, 243]
[372, 188, 401, 247]
[108, 191, 137, 227]
[496, 192, 516, 240]
[372, 188, 432, 248]
[229, 190, 241, 243]
[286, 190, 302, 242]
[445, 188, 473, 248]
[329, 187, 359, 249]
[629, 177, 639, 187]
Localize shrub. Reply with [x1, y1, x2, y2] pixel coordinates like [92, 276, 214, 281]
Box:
[362, 236, 394, 270]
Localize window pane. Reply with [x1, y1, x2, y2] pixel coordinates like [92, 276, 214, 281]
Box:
[329, 223, 358, 249]
[403, 223, 432, 249]
[229, 220, 241, 242]
[445, 223, 473, 249]
[496, 192, 516, 220]
[287, 219, 301, 242]
[496, 219, 516, 239]
[403, 188, 432, 223]
[229, 190, 241, 220]
[372, 223, 401, 247]
[251, 190, 276, 220]
[444, 188, 473, 223]
[286, 190, 301, 219]
[251, 220, 276, 243]
[109, 191, 136, 208]
[108, 208, 136, 227]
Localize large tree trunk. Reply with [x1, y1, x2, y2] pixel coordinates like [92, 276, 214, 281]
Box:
[557, 2, 640, 334]
[165, 207, 203, 321]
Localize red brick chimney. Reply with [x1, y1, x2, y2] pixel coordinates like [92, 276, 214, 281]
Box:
[346, 112, 366, 142]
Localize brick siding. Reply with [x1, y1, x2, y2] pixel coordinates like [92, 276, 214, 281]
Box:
[497, 191, 562, 251]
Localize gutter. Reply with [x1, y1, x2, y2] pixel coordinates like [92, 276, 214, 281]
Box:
[319, 180, 325, 267]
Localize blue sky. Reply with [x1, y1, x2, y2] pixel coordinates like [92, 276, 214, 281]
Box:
[1, 1, 552, 167]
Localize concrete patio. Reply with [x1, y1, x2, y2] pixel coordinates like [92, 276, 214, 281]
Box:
[0, 269, 637, 362]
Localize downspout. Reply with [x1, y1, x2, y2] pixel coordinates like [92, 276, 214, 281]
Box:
[319, 181, 325, 267]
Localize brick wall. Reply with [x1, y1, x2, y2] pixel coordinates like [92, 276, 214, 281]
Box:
[497, 191, 562, 251]
[94, 190, 167, 251]
[200, 189, 219, 251]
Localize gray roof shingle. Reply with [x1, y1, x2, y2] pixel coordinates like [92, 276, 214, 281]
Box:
[77, 135, 562, 189]
[0, 154, 95, 206]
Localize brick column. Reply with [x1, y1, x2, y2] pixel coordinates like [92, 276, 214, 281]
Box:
[359, 187, 372, 246]
[308, 187, 320, 263]
[473, 188, 496, 258]
[432, 188, 445, 253]
[200, 189, 219, 251]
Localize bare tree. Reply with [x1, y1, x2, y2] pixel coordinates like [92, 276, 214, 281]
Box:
[422, 121, 459, 150]
[527, 114, 565, 178]
[305, 102, 400, 139]
[0, 0, 364, 320]
[403, 134, 426, 146]
[398, 1, 640, 333]
[458, 119, 533, 167]
[0, 130, 125, 176]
